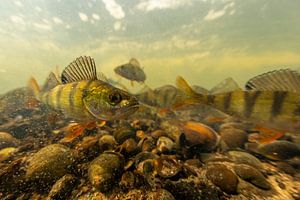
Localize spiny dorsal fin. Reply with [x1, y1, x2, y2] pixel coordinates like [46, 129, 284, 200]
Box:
[97, 72, 109, 82]
[42, 72, 60, 92]
[176, 76, 198, 96]
[129, 58, 140, 67]
[61, 56, 97, 84]
[210, 77, 241, 94]
[245, 69, 300, 93]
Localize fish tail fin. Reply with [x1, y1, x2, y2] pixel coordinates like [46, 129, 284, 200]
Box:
[28, 77, 40, 99]
[172, 76, 206, 109]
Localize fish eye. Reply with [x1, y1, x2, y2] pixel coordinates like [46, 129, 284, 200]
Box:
[108, 92, 122, 105]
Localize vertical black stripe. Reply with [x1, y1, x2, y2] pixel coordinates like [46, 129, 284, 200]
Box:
[271, 91, 287, 118]
[293, 105, 300, 116]
[46, 92, 51, 106]
[223, 92, 232, 111]
[69, 81, 95, 112]
[244, 91, 261, 118]
[56, 86, 63, 110]
[207, 95, 215, 105]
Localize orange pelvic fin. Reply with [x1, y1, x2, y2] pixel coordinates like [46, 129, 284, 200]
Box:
[60, 123, 86, 143]
[249, 125, 284, 144]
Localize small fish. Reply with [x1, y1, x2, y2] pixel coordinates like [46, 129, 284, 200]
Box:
[136, 85, 179, 110]
[173, 69, 300, 137]
[114, 58, 146, 86]
[246, 141, 300, 160]
[29, 56, 139, 141]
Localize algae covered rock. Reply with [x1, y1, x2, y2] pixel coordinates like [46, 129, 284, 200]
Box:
[26, 144, 74, 182]
[0, 132, 19, 149]
[234, 164, 271, 190]
[88, 151, 125, 192]
[206, 164, 238, 194]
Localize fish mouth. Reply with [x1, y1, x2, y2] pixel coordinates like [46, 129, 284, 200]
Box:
[120, 104, 139, 116]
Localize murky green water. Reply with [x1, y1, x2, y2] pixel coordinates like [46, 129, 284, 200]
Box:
[1, 0, 300, 94]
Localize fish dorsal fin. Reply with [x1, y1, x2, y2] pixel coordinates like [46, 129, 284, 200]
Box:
[176, 76, 198, 96]
[42, 72, 60, 91]
[97, 72, 109, 82]
[129, 58, 140, 67]
[245, 69, 300, 93]
[210, 77, 241, 94]
[61, 56, 97, 84]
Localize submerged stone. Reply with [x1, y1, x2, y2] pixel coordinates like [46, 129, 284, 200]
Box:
[234, 164, 271, 190]
[26, 144, 74, 182]
[206, 164, 238, 194]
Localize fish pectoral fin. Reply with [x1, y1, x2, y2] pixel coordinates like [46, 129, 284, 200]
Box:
[131, 81, 134, 87]
[61, 56, 97, 84]
[249, 125, 284, 144]
[60, 123, 86, 143]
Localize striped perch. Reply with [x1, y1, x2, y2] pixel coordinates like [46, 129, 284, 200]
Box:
[174, 69, 300, 135]
[29, 56, 139, 122]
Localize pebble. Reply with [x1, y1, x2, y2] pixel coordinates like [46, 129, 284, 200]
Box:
[0, 132, 19, 149]
[47, 174, 77, 199]
[88, 151, 124, 192]
[234, 164, 271, 190]
[157, 136, 176, 153]
[26, 144, 74, 182]
[228, 151, 262, 169]
[145, 189, 175, 200]
[206, 164, 238, 194]
[220, 128, 248, 149]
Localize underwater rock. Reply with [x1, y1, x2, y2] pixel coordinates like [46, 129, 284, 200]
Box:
[145, 189, 175, 200]
[163, 179, 221, 200]
[137, 136, 156, 152]
[200, 153, 233, 164]
[26, 144, 74, 182]
[117, 189, 144, 200]
[228, 151, 262, 169]
[151, 129, 167, 139]
[113, 125, 136, 144]
[275, 162, 296, 175]
[73, 136, 100, 162]
[119, 138, 138, 155]
[98, 135, 117, 152]
[88, 151, 124, 192]
[136, 159, 158, 176]
[47, 174, 77, 200]
[119, 171, 135, 189]
[220, 128, 247, 149]
[246, 141, 300, 160]
[0, 147, 17, 162]
[156, 136, 176, 154]
[219, 122, 250, 132]
[206, 164, 238, 194]
[158, 156, 182, 179]
[0, 132, 19, 149]
[168, 121, 220, 153]
[234, 164, 271, 190]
